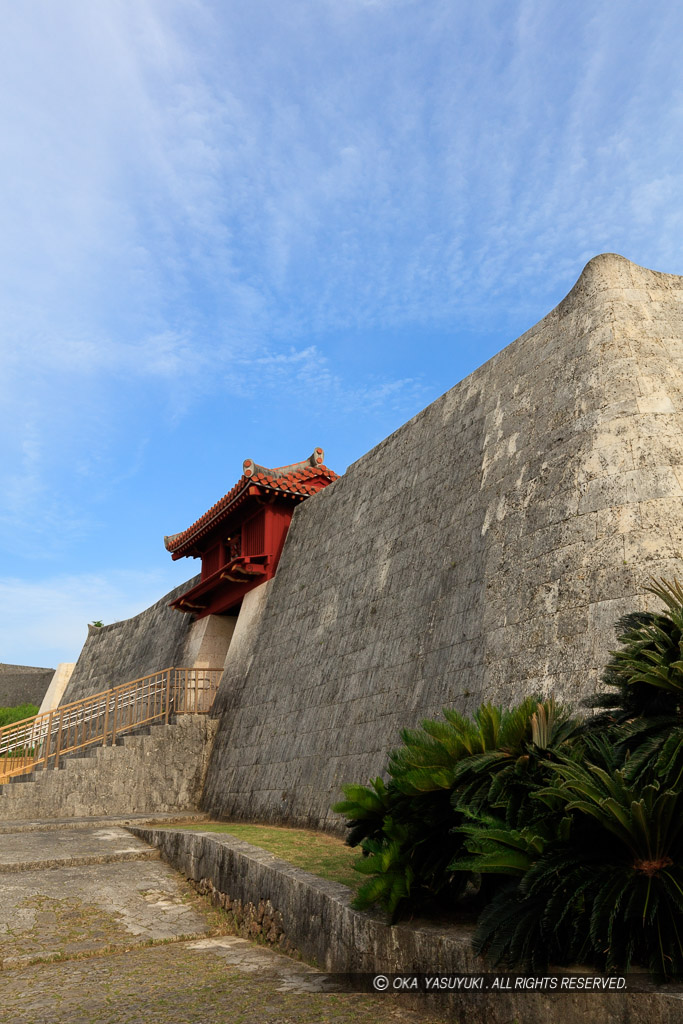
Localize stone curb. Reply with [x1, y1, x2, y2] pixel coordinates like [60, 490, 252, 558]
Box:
[129, 826, 683, 1024]
[0, 813, 209, 834]
[0, 849, 161, 873]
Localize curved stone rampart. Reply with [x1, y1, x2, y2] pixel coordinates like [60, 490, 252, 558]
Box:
[202, 255, 683, 828]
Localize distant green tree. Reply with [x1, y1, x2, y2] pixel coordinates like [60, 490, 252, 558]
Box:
[0, 703, 40, 727]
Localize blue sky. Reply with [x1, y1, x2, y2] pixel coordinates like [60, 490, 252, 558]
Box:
[1, 0, 682, 669]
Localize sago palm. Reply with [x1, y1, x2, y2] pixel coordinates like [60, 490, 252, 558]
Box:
[585, 578, 683, 728]
[333, 697, 579, 920]
[469, 755, 683, 980]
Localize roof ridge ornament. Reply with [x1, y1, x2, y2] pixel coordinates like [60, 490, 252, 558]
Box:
[164, 448, 337, 557]
[243, 448, 324, 479]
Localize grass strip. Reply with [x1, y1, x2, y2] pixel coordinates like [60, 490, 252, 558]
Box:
[173, 822, 362, 890]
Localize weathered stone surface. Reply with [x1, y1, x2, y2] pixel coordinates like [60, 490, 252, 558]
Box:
[0, 663, 54, 707]
[0, 823, 438, 1024]
[0, 825, 160, 872]
[202, 254, 683, 828]
[0, 716, 218, 820]
[60, 577, 200, 703]
[132, 826, 683, 1024]
[0, 824, 215, 972]
[38, 663, 75, 714]
[130, 826, 482, 974]
[2, 937, 437, 1024]
[192, 875, 293, 952]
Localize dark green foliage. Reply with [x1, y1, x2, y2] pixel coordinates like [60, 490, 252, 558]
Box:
[332, 577, 683, 980]
[348, 789, 465, 921]
[583, 577, 683, 784]
[331, 777, 391, 848]
[389, 698, 541, 794]
[450, 808, 571, 878]
[333, 696, 578, 921]
[469, 758, 683, 979]
[584, 578, 683, 730]
[449, 698, 581, 830]
[333, 777, 467, 920]
[0, 703, 39, 728]
[636, 728, 683, 789]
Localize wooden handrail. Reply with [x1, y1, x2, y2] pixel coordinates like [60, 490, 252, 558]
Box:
[0, 667, 222, 784]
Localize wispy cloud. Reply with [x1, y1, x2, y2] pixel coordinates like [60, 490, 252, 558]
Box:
[1, 0, 682, 658]
[6, 4, 683, 315]
[224, 343, 428, 416]
[3, 0, 681, 381]
[0, 568, 191, 667]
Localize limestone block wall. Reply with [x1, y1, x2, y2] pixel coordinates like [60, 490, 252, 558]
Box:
[202, 254, 683, 829]
[181, 613, 237, 668]
[60, 577, 200, 704]
[0, 716, 218, 820]
[0, 664, 55, 707]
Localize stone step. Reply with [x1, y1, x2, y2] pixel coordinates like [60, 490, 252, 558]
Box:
[0, 826, 162, 873]
[1, 717, 183, 787]
[0, 812, 209, 834]
[1, 718, 190, 788]
[0, 716, 217, 821]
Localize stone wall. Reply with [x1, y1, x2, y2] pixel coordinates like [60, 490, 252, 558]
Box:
[0, 664, 54, 707]
[202, 254, 683, 828]
[60, 577, 201, 704]
[38, 663, 75, 715]
[0, 716, 218, 820]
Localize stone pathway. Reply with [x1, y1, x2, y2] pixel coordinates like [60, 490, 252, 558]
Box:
[0, 818, 444, 1024]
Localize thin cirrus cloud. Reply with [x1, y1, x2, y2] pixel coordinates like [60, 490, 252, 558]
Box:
[0, 0, 682, 664]
[3, 3, 681, 371]
[0, 570, 190, 670]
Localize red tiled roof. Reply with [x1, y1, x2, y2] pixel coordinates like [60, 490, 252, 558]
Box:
[164, 449, 339, 557]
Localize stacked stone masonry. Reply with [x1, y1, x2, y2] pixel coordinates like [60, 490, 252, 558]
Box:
[50, 254, 683, 833]
[202, 255, 683, 828]
[0, 664, 54, 707]
[0, 716, 218, 820]
[60, 576, 200, 704]
[132, 827, 683, 1024]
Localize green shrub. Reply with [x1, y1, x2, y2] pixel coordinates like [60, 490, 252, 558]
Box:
[584, 578, 683, 728]
[466, 755, 683, 980]
[332, 577, 683, 980]
[333, 697, 580, 921]
[0, 703, 39, 728]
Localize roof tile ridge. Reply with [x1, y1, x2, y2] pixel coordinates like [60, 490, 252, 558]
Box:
[165, 473, 251, 551]
[165, 448, 338, 553]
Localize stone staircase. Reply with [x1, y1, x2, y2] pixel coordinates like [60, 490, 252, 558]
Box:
[0, 715, 218, 821]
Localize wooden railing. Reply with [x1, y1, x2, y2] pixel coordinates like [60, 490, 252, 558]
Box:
[0, 667, 222, 784]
